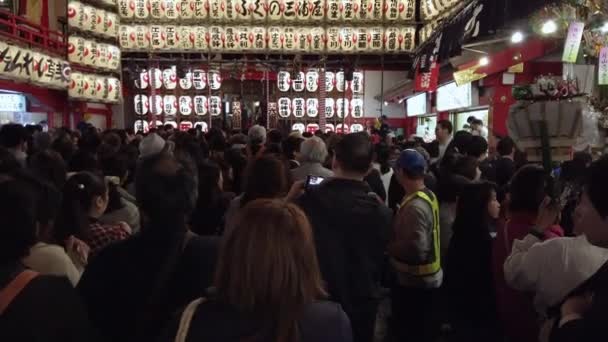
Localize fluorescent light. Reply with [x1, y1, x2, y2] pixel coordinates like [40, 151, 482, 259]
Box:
[541, 20, 558, 35]
[511, 31, 524, 44]
[479, 56, 490, 66]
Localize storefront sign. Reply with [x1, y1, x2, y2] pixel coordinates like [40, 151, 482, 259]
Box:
[414, 62, 439, 91]
[232, 101, 242, 129]
[0, 94, 26, 112]
[563, 22, 584, 64]
[453, 64, 487, 87]
[0, 42, 70, 90]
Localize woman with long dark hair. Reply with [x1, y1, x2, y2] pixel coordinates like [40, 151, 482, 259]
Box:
[444, 181, 501, 342]
[162, 199, 352, 342]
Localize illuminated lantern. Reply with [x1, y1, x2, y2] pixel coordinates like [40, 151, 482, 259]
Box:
[296, 27, 309, 52]
[368, 26, 383, 51]
[83, 40, 98, 66]
[165, 120, 178, 129]
[236, 26, 251, 51]
[399, 26, 415, 52]
[194, 121, 209, 132]
[117, 0, 136, 18]
[293, 98, 305, 117]
[119, 25, 134, 49]
[336, 71, 348, 92]
[268, 26, 282, 51]
[134, 120, 149, 133]
[306, 98, 318, 117]
[326, 27, 340, 52]
[150, 95, 163, 115]
[179, 0, 196, 18]
[150, 0, 165, 18]
[336, 123, 350, 134]
[233, 0, 249, 20]
[306, 70, 318, 92]
[277, 71, 290, 92]
[351, 71, 364, 93]
[180, 70, 193, 89]
[224, 0, 238, 20]
[355, 0, 373, 20]
[194, 95, 208, 115]
[68, 72, 85, 98]
[351, 123, 364, 132]
[149, 68, 162, 89]
[180, 121, 193, 131]
[209, 96, 222, 116]
[309, 0, 324, 20]
[370, 0, 382, 20]
[325, 71, 335, 92]
[193, 26, 208, 50]
[326, 0, 339, 21]
[385, 0, 398, 21]
[179, 96, 193, 115]
[107, 77, 122, 103]
[134, 0, 149, 19]
[209, 71, 222, 90]
[306, 123, 320, 133]
[325, 98, 335, 118]
[134, 25, 150, 50]
[336, 98, 349, 118]
[292, 71, 305, 92]
[134, 69, 148, 89]
[340, 27, 355, 52]
[68, 36, 86, 65]
[283, 27, 296, 52]
[292, 123, 305, 133]
[68, 1, 86, 29]
[221, 24, 237, 50]
[82, 5, 97, 32]
[84, 74, 98, 99]
[164, 0, 180, 19]
[178, 26, 193, 50]
[30, 52, 47, 85]
[309, 27, 325, 52]
[163, 95, 178, 115]
[341, 0, 356, 20]
[107, 45, 121, 71]
[351, 98, 363, 118]
[165, 25, 178, 50]
[95, 77, 107, 101]
[325, 123, 335, 133]
[163, 67, 178, 89]
[278, 97, 291, 117]
[209, 26, 223, 51]
[134, 94, 149, 115]
[384, 27, 399, 52]
[267, 0, 283, 21]
[97, 43, 109, 69]
[251, 0, 267, 21]
[251, 27, 266, 51]
[193, 69, 207, 89]
[102, 11, 118, 39]
[282, 0, 297, 21]
[398, 0, 414, 21]
[208, 0, 225, 20]
[193, 0, 208, 18]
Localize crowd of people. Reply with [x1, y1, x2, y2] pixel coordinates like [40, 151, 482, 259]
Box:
[0, 119, 608, 342]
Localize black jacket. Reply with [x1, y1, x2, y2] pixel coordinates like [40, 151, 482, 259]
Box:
[297, 179, 392, 315]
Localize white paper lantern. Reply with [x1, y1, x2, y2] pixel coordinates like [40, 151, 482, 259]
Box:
[95, 77, 107, 101]
[163, 67, 177, 89]
[371, 0, 382, 20]
[149, 25, 164, 50]
[325, 72, 335, 92]
[326, 0, 340, 21]
[165, 25, 179, 50]
[209, 96, 222, 116]
[306, 123, 320, 134]
[336, 71, 348, 92]
[83, 40, 98, 66]
[296, 27, 309, 52]
[82, 5, 96, 32]
[325, 123, 335, 133]
[292, 71, 305, 92]
[283, 27, 296, 52]
[295, 0, 311, 20]
[30, 52, 47, 85]
[309, 27, 325, 52]
[194, 95, 208, 115]
[384, 27, 399, 52]
[84, 74, 98, 99]
[179, 96, 193, 115]
[150, 95, 163, 114]
[310, 0, 325, 20]
[193, 26, 209, 50]
[399, 0, 414, 20]
[134, 120, 150, 133]
[179, 0, 196, 18]
[135, 69, 149, 89]
[340, 27, 355, 52]
[117, 0, 136, 18]
[336, 98, 349, 118]
[209, 71, 221, 90]
[336, 123, 350, 134]
[193, 69, 207, 89]
[68, 72, 85, 98]
[341, 0, 356, 20]
[209, 26, 223, 51]
[368, 26, 383, 51]
[267, 26, 282, 51]
[151, 120, 164, 129]
[150, 0, 165, 18]
[107, 45, 121, 71]
[267, 0, 282, 21]
[351, 123, 364, 132]
[306, 70, 318, 92]
[292, 98, 305, 117]
[194, 121, 209, 132]
[134, 94, 149, 115]
[277, 71, 290, 92]
[68, 1, 86, 29]
[208, 0, 224, 20]
[351, 71, 364, 93]
[281, 0, 296, 20]
[164, 95, 178, 115]
[278, 97, 291, 117]
[325, 98, 335, 118]
[236, 26, 251, 51]
[306, 98, 318, 117]
[326, 27, 340, 52]
[119, 25, 133, 49]
[178, 26, 193, 50]
[67, 36, 86, 65]
[103, 12, 119, 39]
[224, 0, 238, 20]
[180, 70, 193, 89]
[292, 123, 305, 133]
[351, 98, 363, 118]
[164, 0, 180, 19]
[179, 121, 194, 131]
[149, 68, 162, 89]
[97, 44, 109, 69]
[107, 77, 122, 103]
[222, 26, 237, 51]
[134, 25, 150, 50]
[251, 0, 267, 21]
[165, 120, 178, 128]
[251, 27, 266, 51]
[235, 0, 249, 20]
[134, 0, 149, 18]
[193, 0, 208, 18]
[400, 26, 416, 52]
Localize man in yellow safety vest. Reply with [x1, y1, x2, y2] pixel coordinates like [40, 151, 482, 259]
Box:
[388, 148, 442, 342]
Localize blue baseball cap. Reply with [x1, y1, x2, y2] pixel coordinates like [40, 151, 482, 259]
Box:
[395, 149, 427, 174]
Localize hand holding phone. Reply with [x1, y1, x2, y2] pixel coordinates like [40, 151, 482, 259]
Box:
[305, 175, 325, 191]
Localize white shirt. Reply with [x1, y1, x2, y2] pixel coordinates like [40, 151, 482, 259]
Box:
[504, 235, 608, 315]
[23, 242, 84, 286]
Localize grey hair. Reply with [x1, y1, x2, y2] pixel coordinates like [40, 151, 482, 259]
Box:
[300, 137, 328, 163]
[248, 125, 267, 145]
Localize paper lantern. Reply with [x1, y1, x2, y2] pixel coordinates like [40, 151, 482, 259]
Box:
[342, 0, 356, 20]
[351, 98, 363, 118]
[326, 27, 340, 52]
[354, 27, 368, 51]
[384, 0, 398, 21]
[336, 98, 349, 118]
[67, 36, 86, 65]
[165, 120, 178, 128]
[292, 98, 305, 117]
[325, 123, 335, 133]
[267, 0, 282, 21]
[208, 0, 225, 20]
[351, 123, 364, 132]
[327, 0, 340, 21]
[193, 0, 208, 18]
[236, 26, 251, 51]
[209, 96, 222, 116]
[209, 26, 223, 51]
[335, 71, 348, 92]
[306, 98, 318, 117]
[306, 123, 320, 133]
[399, 0, 414, 20]
[351, 71, 364, 93]
[104, 12, 119, 39]
[306, 70, 318, 92]
[193, 26, 208, 50]
[251, 0, 266, 21]
[399, 26, 415, 52]
[95, 77, 108, 101]
[309, 27, 325, 52]
[209, 71, 221, 90]
[355, 0, 371, 19]
[83, 40, 98, 66]
[163, 95, 178, 115]
[370, 0, 382, 20]
[134, 25, 150, 50]
[292, 123, 305, 133]
[68, 72, 85, 98]
[163, 67, 177, 89]
[224, 0, 238, 20]
[84, 74, 98, 99]
[180, 121, 194, 131]
[368, 26, 383, 51]
[267, 26, 282, 51]
[119, 25, 134, 49]
[292, 71, 305, 92]
[134, 94, 149, 115]
[149, 68, 162, 89]
[97, 44, 109, 69]
[179, 0, 195, 18]
[93, 7, 107, 36]
[194, 95, 208, 115]
[296, 27, 309, 52]
[107, 45, 121, 71]
[282, 0, 297, 20]
[135, 69, 149, 89]
[340, 27, 355, 52]
[82, 5, 97, 32]
[420, 0, 440, 20]
[178, 26, 193, 50]
[325, 72, 335, 92]
[150, 0, 165, 18]
[134, 120, 149, 133]
[193, 69, 207, 89]
[117, 0, 136, 18]
[277, 71, 290, 92]
[295, 0, 311, 20]
[384, 27, 399, 52]
[235, 0, 249, 20]
[325, 98, 334, 118]
[151, 120, 164, 128]
[180, 70, 193, 89]
[278, 97, 291, 117]
[179, 96, 193, 115]
[336, 123, 350, 134]
[30, 52, 47, 85]
[134, 0, 149, 18]
[283, 27, 296, 52]
[165, 0, 180, 19]
[251, 27, 266, 51]
[165, 25, 178, 50]
[194, 121, 209, 132]
[68, 1, 86, 29]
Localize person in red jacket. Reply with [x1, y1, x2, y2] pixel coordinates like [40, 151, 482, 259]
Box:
[492, 165, 563, 342]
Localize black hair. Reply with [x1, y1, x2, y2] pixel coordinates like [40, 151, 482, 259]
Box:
[51, 132, 76, 164]
[467, 116, 476, 124]
[28, 150, 67, 190]
[465, 136, 488, 159]
[0, 146, 21, 174]
[55, 172, 107, 242]
[497, 136, 515, 157]
[422, 141, 440, 159]
[100, 152, 129, 181]
[282, 135, 304, 161]
[0, 123, 28, 149]
[267, 130, 283, 145]
[136, 153, 198, 232]
[302, 132, 313, 138]
[375, 144, 391, 175]
[334, 132, 373, 175]
[573, 151, 592, 166]
[437, 120, 453, 135]
[13, 172, 62, 240]
[69, 150, 100, 172]
[509, 165, 547, 214]
[472, 119, 484, 126]
[264, 143, 283, 157]
[79, 127, 102, 153]
[241, 155, 288, 208]
[453, 155, 479, 180]
[0, 179, 38, 262]
[445, 131, 473, 156]
[585, 156, 608, 218]
[452, 181, 497, 236]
